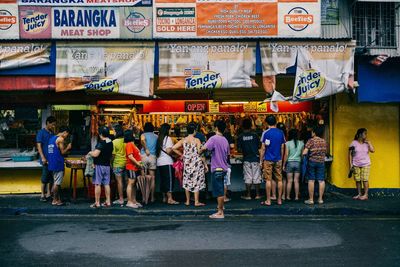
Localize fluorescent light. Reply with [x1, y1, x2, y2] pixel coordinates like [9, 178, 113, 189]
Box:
[103, 108, 132, 112]
[221, 101, 249, 105]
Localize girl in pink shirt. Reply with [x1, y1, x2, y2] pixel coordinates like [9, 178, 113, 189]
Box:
[349, 128, 375, 200]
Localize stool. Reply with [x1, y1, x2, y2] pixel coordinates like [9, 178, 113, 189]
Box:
[69, 167, 86, 201]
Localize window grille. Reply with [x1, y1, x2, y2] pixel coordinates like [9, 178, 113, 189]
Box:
[352, 2, 396, 48]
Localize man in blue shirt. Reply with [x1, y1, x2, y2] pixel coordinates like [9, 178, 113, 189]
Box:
[36, 116, 56, 202]
[260, 115, 286, 206]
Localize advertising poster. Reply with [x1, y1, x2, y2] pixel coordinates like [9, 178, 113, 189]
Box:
[18, 0, 152, 6]
[0, 42, 51, 70]
[52, 7, 120, 39]
[119, 6, 152, 39]
[260, 41, 355, 100]
[321, 0, 339, 25]
[0, 4, 19, 39]
[56, 42, 154, 97]
[154, 0, 320, 38]
[19, 6, 52, 39]
[158, 42, 256, 90]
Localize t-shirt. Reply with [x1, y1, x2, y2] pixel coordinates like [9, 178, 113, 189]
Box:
[126, 142, 141, 171]
[93, 139, 113, 166]
[112, 138, 126, 168]
[195, 132, 206, 144]
[305, 136, 326, 163]
[36, 128, 54, 164]
[237, 131, 259, 162]
[140, 132, 158, 155]
[286, 140, 304, 162]
[261, 128, 286, 162]
[205, 134, 230, 172]
[349, 140, 371, 167]
[47, 136, 64, 172]
[157, 136, 174, 166]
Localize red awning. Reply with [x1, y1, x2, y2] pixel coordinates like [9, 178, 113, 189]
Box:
[0, 76, 55, 91]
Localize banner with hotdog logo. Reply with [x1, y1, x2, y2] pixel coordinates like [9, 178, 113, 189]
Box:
[56, 42, 154, 97]
[260, 41, 355, 101]
[158, 41, 257, 90]
[154, 0, 320, 38]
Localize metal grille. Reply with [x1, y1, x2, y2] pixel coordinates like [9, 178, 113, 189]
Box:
[352, 2, 396, 48]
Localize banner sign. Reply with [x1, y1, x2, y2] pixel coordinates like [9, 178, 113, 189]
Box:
[119, 7, 152, 39]
[56, 42, 154, 97]
[260, 41, 355, 101]
[19, 6, 52, 39]
[18, 0, 152, 6]
[0, 4, 19, 39]
[158, 42, 256, 90]
[52, 7, 120, 39]
[154, 0, 320, 38]
[0, 42, 50, 70]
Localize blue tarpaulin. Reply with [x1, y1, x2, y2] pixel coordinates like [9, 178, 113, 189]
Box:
[358, 57, 400, 103]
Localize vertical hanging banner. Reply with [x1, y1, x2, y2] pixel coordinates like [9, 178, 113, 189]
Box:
[0, 4, 19, 39]
[56, 42, 154, 97]
[0, 43, 51, 70]
[154, 0, 320, 38]
[158, 42, 256, 90]
[260, 41, 355, 100]
[52, 7, 120, 39]
[19, 6, 52, 39]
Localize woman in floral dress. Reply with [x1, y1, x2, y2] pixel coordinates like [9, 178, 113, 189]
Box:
[172, 122, 208, 206]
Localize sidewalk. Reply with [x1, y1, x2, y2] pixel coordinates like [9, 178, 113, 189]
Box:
[1, 189, 399, 217]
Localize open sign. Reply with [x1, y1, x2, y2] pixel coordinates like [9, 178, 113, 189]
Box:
[185, 101, 208, 113]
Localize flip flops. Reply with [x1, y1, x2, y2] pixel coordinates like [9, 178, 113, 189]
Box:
[209, 213, 224, 219]
[260, 201, 271, 206]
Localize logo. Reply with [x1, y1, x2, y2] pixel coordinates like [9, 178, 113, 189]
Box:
[185, 70, 223, 89]
[124, 12, 150, 33]
[21, 10, 49, 34]
[84, 79, 119, 93]
[0, 10, 17, 30]
[294, 69, 325, 100]
[284, 7, 313, 32]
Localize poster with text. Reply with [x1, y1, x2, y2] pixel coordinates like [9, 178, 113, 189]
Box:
[119, 6, 152, 39]
[52, 7, 120, 39]
[154, 0, 320, 38]
[56, 42, 154, 97]
[19, 6, 52, 39]
[158, 42, 256, 90]
[0, 42, 50, 70]
[18, 0, 152, 6]
[0, 4, 19, 39]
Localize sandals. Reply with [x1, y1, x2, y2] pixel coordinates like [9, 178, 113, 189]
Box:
[167, 200, 180, 205]
[304, 200, 314, 205]
[90, 203, 100, 209]
[209, 213, 224, 219]
[194, 202, 206, 207]
[126, 203, 139, 209]
[353, 195, 361, 200]
[260, 201, 271, 206]
[101, 202, 111, 208]
[40, 197, 47, 202]
[359, 195, 368, 201]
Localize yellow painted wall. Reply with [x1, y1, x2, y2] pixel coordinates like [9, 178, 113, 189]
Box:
[0, 157, 86, 194]
[331, 94, 400, 188]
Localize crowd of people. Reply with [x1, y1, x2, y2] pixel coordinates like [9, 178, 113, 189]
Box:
[36, 114, 375, 219]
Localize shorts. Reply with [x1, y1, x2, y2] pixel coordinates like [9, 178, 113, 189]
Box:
[159, 165, 175, 193]
[224, 168, 231, 186]
[53, 171, 64, 185]
[306, 161, 325, 181]
[212, 170, 226, 197]
[353, 166, 370, 182]
[286, 161, 301, 174]
[93, 165, 111, 186]
[263, 160, 282, 182]
[41, 165, 53, 184]
[126, 169, 141, 180]
[141, 154, 157, 170]
[113, 167, 125, 177]
[243, 162, 262, 184]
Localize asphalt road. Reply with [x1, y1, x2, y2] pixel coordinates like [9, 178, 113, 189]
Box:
[0, 215, 399, 267]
